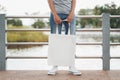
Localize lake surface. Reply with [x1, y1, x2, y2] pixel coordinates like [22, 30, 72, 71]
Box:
[6, 32, 120, 70]
[6, 45, 120, 70]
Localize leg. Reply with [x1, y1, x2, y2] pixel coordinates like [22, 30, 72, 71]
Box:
[69, 15, 82, 76]
[70, 15, 76, 35]
[58, 23, 62, 34]
[63, 21, 69, 35]
[50, 13, 56, 34]
[48, 13, 58, 75]
[58, 13, 69, 34]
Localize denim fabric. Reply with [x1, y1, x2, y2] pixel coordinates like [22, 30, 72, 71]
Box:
[50, 13, 76, 35]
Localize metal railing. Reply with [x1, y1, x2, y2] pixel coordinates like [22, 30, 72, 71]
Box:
[0, 13, 120, 70]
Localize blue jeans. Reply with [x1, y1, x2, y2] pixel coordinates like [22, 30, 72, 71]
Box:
[50, 13, 76, 35]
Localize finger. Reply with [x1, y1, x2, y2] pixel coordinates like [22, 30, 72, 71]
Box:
[67, 19, 71, 23]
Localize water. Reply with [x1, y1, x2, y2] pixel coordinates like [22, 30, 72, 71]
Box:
[6, 32, 120, 70]
[6, 45, 120, 70]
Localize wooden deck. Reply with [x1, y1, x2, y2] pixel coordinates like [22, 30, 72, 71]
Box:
[0, 70, 120, 80]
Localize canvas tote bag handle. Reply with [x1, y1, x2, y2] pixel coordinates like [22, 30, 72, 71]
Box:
[55, 19, 75, 47]
[56, 19, 70, 35]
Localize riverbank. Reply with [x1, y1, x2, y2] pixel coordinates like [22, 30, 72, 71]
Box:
[7, 25, 48, 49]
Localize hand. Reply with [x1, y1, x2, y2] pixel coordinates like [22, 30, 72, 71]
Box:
[67, 13, 74, 23]
[54, 15, 62, 24]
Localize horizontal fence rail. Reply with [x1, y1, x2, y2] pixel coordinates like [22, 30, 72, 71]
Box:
[6, 29, 120, 32]
[6, 42, 120, 46]
[6, 15, 102, 18]
[6, 56, 120, 59]
[6, 56, 103, 59]
[6, 29, 103, 32]
[6, 15, 120, 18]
[0, 13, 120, 70]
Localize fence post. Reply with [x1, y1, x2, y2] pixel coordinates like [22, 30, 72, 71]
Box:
[102, 13, 110, 70]
[0, 14, 6, 70]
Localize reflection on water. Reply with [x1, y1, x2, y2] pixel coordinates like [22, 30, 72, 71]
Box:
[7, 46, 48, 57]
[6, 45, 120, 70]
[7, 45, 120, 57]
[6, 32, 120, 70]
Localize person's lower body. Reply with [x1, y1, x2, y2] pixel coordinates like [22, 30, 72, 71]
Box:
[48, 13, 81, 76]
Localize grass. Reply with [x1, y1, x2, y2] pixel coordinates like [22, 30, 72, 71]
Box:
[7, 25, 48, 48]
[7, 31, 48, 42]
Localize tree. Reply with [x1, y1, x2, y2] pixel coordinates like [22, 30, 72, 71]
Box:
[93, 2, 120, 28]
[32, 19, 45, 28]
[78, 2, 120, 28]
[25, 12, 46, 28]
[7, 19, 23, 26]
[78, 9, 99, 28]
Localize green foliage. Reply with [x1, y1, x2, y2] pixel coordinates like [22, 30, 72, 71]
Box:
[7, 19, 23, 26]
[93, 2, 120, 28]
[78, 2, 120, 28]
[32, 19, 45, 28]
[78, 9, 101, 28]
[110, 35, 120, 43]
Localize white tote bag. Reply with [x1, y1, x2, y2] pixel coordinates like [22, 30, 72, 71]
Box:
[48, 33, 76, 66]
